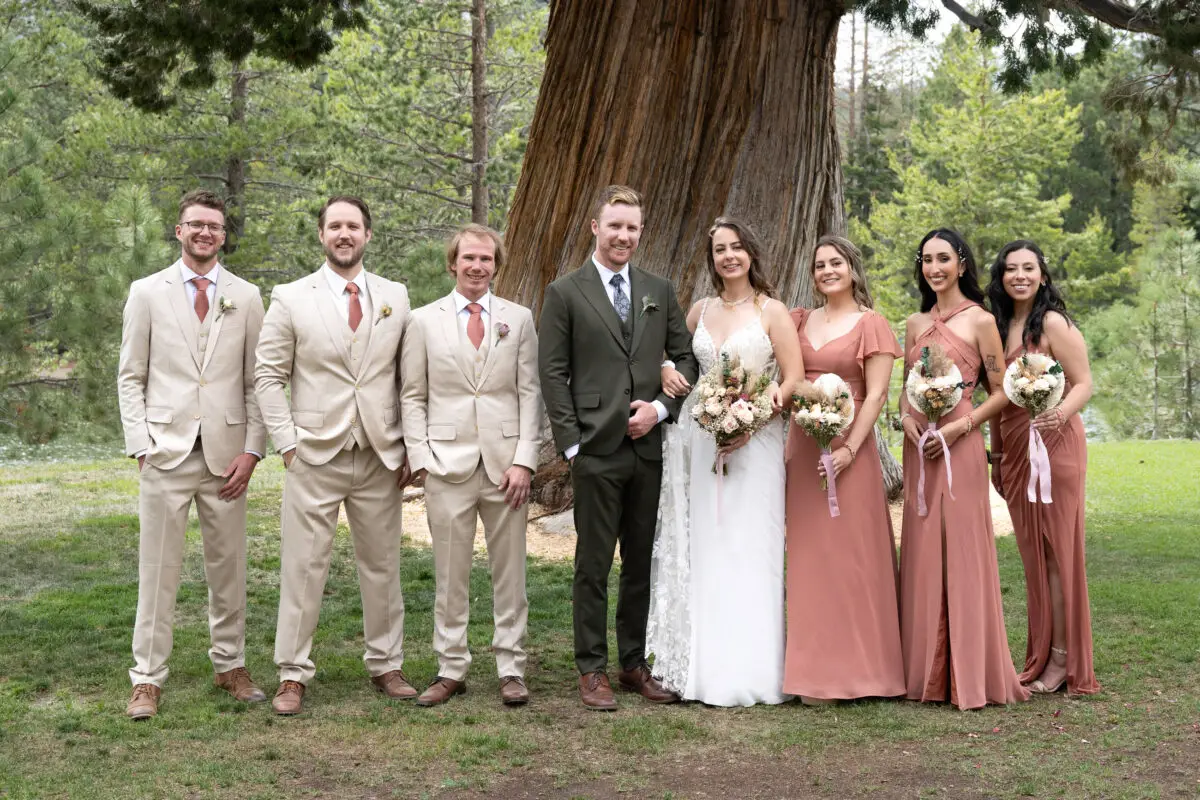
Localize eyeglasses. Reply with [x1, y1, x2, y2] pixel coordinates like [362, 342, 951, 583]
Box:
[182, 221, 226, 234]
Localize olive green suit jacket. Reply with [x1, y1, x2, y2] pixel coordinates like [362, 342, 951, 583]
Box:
[538, 261, 698, 461]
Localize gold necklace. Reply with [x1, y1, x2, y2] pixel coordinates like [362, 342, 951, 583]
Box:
[720, 292, 755, 307]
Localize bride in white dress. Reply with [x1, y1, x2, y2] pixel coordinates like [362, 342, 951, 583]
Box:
[648, 217, 804, 707]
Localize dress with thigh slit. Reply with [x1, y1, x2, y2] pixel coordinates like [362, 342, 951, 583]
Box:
[998, 345, 1100, 695]
[899, 300, 1029, 709]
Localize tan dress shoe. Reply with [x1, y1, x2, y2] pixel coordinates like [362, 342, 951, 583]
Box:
[579, 671, 616, 711]
[273, 680, 306, 715]
[126, 683, 161, 720]
[371, 670, 419, 700]
[499, 676, 529, 706]
[215, 667, 267, 702]
[617, 663, 680, 704]
[416, 676, 466, 707]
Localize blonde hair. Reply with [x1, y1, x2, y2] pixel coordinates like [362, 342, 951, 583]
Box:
[445, 223, 506, 276]
[811, 234, 874, 309]
[591, 184, 643, 220]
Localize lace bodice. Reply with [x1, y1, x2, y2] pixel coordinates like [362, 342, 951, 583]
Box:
[693, 302, 777, 376]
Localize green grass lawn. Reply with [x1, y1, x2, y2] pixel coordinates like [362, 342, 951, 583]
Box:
[1, 442, 1198, 799]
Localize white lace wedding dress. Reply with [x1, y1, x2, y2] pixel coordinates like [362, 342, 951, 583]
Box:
[647, 303, 788, 707]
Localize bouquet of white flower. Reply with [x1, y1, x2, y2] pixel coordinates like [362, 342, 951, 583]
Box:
[904, 342, 966, 516]
[1003, 352, 1067, 503]
[690, 352, 775, 474]
[792, 373, 856, 517]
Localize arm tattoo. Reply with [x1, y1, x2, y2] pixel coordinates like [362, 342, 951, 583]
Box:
[985, 355, 1001, 374]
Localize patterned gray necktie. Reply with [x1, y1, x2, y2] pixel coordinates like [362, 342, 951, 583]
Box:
[610, 274, 630, 323]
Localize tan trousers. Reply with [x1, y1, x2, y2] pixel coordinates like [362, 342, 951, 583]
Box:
[425, 461, 528, 681]
[274, 446, 405, 684]
[131, 447, 248, 687]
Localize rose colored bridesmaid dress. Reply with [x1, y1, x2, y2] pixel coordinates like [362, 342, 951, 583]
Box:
[999, 344, 1100, 695]
[899, 300, 1029, 709]
[783, 309, 906, 699]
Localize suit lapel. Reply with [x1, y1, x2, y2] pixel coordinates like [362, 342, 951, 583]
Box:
[628, 267, 647, 355]
[578, 264, 628, 353]
[357, 274, 384, 372]
[477, 296, 506, 387]
[164, 266, 203, 370]
[200, 267, 231, 375]
[311, 272, 354, 374]
[440, 295, 476, 386]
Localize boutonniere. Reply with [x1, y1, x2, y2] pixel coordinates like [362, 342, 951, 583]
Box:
[216, 296, 235, 319]
[641, 295, 659, 314]
[375, 303, 392, 326]
[495, 321, 511, 339]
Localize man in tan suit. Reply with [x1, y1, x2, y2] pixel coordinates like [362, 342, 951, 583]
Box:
[255, 195, 414, 715]
[400, 224, 541, 707]
[117, 189, 268, 720]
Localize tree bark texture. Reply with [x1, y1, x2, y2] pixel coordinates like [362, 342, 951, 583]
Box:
[471, 0, 490, 225]
[224, 63, 249, 255]
[497, 0, 845, 311]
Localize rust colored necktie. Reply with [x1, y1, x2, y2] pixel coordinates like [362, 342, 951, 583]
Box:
[192, 276, 211, 321]
[346, 283, 362, 332]
[466, 302, 484, 349]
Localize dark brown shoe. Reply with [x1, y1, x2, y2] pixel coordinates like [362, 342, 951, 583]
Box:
[272, 680, 305, 715]
[499, 676, 529, 706]
[617, 663, 680, 704]
[215, 667, 267, 702]
[579, 671, 617, 711]
[416, 676, 466, 707]
[126, 683, 161, 720]
[372, 670, 419, 700]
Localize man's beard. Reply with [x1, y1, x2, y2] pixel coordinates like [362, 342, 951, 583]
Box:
[325, 241, 365, 269]
[184, 239, 220, 263]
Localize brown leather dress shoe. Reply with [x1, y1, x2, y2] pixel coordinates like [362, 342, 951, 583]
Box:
[372, 670, 419, 700]
[579, 671, 617, 711]
[273, 680, 305, 715]
[499, 676, 529, 706]
[215, 667, 267, 702]
[126, 683, 161, 720]
[617, 663, 680, 704]
[416, 676, 466, 707]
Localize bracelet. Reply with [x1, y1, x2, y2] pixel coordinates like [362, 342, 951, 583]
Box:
[844, 442, 858, 461]
[965, 412, 976, 434]
[988, 451, 1002, 464]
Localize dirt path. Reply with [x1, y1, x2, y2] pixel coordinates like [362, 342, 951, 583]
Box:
[391, 484, 1013, 562]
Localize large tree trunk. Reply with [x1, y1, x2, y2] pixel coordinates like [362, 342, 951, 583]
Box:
[471, 0, 490, 225]
[496, 0, 845, 311]
[224, 63, 249, 255]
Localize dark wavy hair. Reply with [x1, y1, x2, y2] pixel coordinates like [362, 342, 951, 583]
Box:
[706, 217, 778, 299]
[986, 240, 1073, 348]
[913, 228, 985, 312]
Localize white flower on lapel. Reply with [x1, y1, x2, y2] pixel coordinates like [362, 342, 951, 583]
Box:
[495, 321, 511, 340]
[641, 295, 659, 314]
[376, 303, 393, 326]
[216, 295, 235, 320]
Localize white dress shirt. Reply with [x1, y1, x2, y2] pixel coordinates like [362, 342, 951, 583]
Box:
[563, 255, 668, 461]
[452, 290, 491, 338]
[322, 262, 372, 322]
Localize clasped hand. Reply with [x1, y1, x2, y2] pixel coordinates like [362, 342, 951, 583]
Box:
[903, 416, 967, 459]
[816, 446, 853, 479]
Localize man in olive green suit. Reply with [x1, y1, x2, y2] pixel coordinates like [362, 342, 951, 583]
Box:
[538, 185, 698, 711]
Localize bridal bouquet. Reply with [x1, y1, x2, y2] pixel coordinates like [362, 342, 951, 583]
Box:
[1003, 353, 1066, 503]
[904, 343, 966, 516]
[792, 374, 855, 517]
[691, 352, 774, 474]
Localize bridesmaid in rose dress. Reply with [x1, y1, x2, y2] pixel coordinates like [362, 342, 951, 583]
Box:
[986, 240, 1100, 696]
[783, 235, 905, 703]
[898, 229, 1029, 710]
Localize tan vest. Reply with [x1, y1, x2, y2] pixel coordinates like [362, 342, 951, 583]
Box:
[341, 299, 373, 450]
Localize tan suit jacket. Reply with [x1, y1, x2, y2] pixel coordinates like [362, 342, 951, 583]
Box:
[401, 294, 541, 485]
[254, 268, 409, 469]
[117, 261, 267, 474]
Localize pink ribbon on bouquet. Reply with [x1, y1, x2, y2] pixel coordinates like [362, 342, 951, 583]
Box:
[819, 448, 841, 518]
[1027, 426, 1053, 503]
[916, 420, 954, 517]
